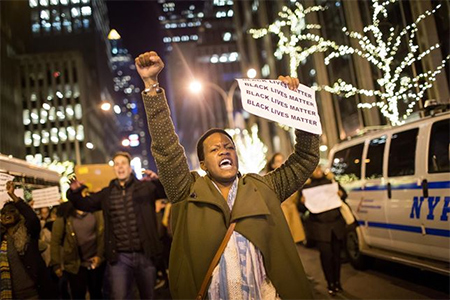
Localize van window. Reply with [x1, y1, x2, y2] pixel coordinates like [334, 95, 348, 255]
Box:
[388, 128, 418, 177]
[428, 119, 450, 173]
[366, 135, 386, 179]
[331, 143, 364, 183]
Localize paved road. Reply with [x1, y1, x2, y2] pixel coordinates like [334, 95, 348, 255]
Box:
[155, 243, 449, 299]
[298, 244, 450, 300]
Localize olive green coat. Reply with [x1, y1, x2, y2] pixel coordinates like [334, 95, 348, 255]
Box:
[143, 91, 319, 299]
[50, 211, 104, 274]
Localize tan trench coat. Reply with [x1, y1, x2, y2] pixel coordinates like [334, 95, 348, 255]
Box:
[143, 91, 319, 299]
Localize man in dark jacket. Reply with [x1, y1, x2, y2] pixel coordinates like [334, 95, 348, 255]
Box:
[67, 152, 166, 299]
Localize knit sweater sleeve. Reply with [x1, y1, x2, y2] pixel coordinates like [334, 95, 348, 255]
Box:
[142, 90, 193, 203]
[263, 129, 320, 202]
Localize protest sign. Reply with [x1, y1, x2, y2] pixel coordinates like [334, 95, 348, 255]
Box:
[302, 182, 342, 213]
[75, 164, 115, 192]
[0, 173, 15, 208]
[237, 78, 322, 135]
[31, 186, 61, 209]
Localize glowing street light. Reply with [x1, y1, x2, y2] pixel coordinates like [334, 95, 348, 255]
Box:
[121, 139, 130, 147]
[188, 68, 257, 129]
[101, 102, 112, 111]
[247, 68, 257, 79]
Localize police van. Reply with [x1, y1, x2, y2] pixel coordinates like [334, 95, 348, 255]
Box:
[328, 110, 450, 275]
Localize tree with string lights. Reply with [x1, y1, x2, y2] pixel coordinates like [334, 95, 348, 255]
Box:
[249, 2, 327, 78]
[250, 0, 450, 126]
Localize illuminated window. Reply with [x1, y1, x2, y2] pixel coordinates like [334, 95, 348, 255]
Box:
[40, 0, 49, 6]
[81, 6, 91, 16]
[65, 105, 74, 119]
[31, 109, 39, 124]
[76, 125, 84, 141]
[58, 127, 67, 142]
[81, 0, 90, 3]
[23, 110, 31, 125]
[41, 10, 50, 20]
[229, 52, 239, 61]
[50, 128, 59, 144]
[71, 0, 80, 3]
[57, 106, 65, 120]
[73, 18, 82, 31]
[74, 103, 82, 119]
[216, 11, 226, 18]
[190, 35, 198, 41]
[60, 0, 68, 4]
[29, 0, 38, 8]
[50, 0, 58, 5]
[67, 126, 76, 141]
[210, 55, 219, 63]
[219, 54, 228, 63]
[71, 7, 80, 18]
[32, 23, 40, 33]
[223, 32, 231, 41]
[181, 35, 189, 41]
[227, 9, 234, 17]
[33, 131, 41, 147]
[25, 131, 32, 146]
[172, 36, 180, 42]
[41, 130, 49, 144]
[40, 108, 48, 123]
[82, 18, 90, 28]
[163, 37, 171, 43]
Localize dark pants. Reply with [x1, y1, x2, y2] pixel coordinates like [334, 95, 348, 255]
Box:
[66, 264, 105, 299]
[108, 252, 156, 300]
[316, 232, 342, 288]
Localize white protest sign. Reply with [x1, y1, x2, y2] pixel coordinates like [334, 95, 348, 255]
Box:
[237, 79, 322, 134]
[31, 186, 61, 209]
[302, 182, 342, 213]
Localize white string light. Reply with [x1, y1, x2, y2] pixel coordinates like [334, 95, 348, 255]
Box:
[249, 0, 449, 126]
[249, 2, 327, 77]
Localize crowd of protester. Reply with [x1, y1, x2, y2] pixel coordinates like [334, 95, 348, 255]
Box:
[0, 50, 356, 300]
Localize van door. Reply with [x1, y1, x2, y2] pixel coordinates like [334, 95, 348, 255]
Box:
[423, 118, 450, 263]
[331, 143, 373, 239]
[361, 135, 391, 249]
[386, 127, 427, 257]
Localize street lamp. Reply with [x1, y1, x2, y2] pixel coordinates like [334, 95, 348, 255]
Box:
[189, 69, 257, 129]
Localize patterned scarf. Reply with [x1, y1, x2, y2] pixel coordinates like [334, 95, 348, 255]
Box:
[208, 179, 279, 300]
[0, 239, 13, 300]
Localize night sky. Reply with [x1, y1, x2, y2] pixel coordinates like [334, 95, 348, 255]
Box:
[106, 0, 165, 59]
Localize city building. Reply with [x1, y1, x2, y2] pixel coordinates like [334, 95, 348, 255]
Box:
[1, 0, 120, 165]
[108, 29, 154, 172]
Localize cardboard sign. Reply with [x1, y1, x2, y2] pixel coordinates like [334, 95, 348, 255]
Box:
[0, 173, 15, 208]
[32, 186, 61, 209]
[302, 182, 342, 213]
[75, 164, 116, 193]
[237, 78, 322, 134]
